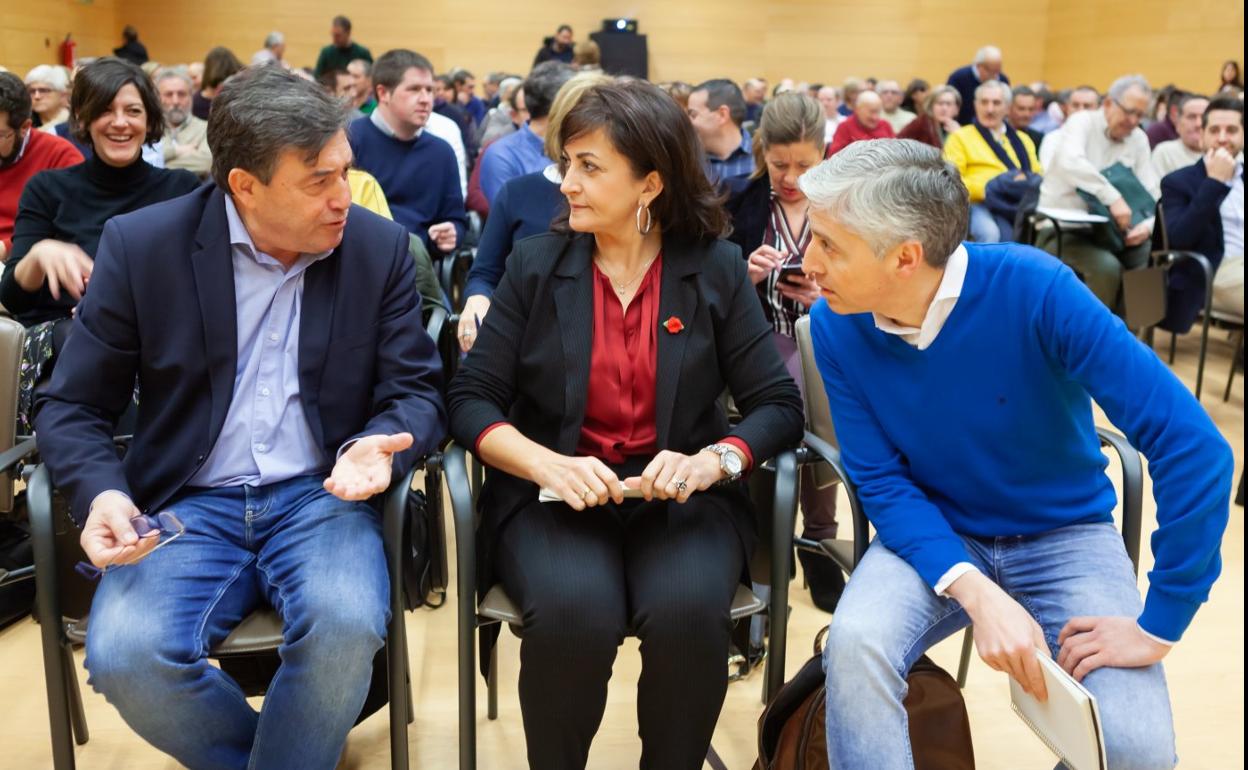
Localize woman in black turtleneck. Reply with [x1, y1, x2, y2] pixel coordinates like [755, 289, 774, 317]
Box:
[0, 57, 198, 431]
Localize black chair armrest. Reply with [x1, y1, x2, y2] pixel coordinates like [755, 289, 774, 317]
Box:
[1095, 427, 1144, 575]
[798, 431, 869, 567]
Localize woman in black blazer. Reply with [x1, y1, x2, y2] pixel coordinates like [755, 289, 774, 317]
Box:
[448, 80, 803, 769]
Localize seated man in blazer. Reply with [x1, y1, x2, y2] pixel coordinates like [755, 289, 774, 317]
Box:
[1159, 95, 1245, 332]
[34, 65, 446, 770]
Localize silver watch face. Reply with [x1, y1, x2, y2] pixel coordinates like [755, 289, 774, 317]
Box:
[721, 449, 743, 476]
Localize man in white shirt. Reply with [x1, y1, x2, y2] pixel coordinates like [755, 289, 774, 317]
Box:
[1152, 94, 1209, 179]
[250, 32, 287, 68]
[878, 80, 916, 134]
[817, 86, 843, 145]
[1038, 74, 1160, 310]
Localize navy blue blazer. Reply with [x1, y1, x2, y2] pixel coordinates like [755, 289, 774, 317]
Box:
[1159, 159, 1240, 332]
[35, 185, 447, 524]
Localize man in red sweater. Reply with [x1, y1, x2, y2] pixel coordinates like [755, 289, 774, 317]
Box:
[827, 89, 895, 157]
[1, 72, 83, 262]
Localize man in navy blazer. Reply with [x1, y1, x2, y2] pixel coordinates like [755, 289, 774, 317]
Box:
[1159, 96, 1244, 332]
[34, 66, 445, 769]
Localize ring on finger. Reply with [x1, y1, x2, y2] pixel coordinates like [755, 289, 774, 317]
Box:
[673, 479, 688, 493]
[581, 488, 595, 500]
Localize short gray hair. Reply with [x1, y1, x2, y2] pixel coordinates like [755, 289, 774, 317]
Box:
[974, 45, 1003, 65]
[1107, 74, 1151, 103]
[207, 65, 348, 192]
[264, 31, 285, 48]
[974, 79, 1012, 103]
[154, 67, 192, 90]
[799, 139, 969, 267]
[25, 64, 69, 92]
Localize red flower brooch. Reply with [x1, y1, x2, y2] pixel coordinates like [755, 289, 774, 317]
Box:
[662, 316, 685, 334]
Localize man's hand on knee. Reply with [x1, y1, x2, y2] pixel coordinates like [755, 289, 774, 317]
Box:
[947, 570, 1050, 701]
[81, 491, 157, 568]
[324, 432, 414, 501]
[1057, 616, 1171, 682]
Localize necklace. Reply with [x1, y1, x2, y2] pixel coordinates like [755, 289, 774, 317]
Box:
[596, 253, 659, 296]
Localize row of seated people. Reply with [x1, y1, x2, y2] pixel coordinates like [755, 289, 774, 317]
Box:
[0, 53, 1238, 770]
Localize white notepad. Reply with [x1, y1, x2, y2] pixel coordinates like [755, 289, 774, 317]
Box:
[1010, 651, 1107, 770]
[538, 486, 644, 503]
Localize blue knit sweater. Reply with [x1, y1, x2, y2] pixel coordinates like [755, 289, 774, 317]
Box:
[347, 116, 467, 254]
[811, 242, 1232, 642]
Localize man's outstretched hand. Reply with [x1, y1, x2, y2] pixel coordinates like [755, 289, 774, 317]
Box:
[324, 433, 414, 501]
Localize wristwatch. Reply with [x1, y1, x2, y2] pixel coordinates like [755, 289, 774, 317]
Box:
[702, 443, 744, 482]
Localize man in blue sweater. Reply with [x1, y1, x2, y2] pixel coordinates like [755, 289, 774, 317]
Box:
[801, 140, 1232, 769]
[347, 49, 467, 257]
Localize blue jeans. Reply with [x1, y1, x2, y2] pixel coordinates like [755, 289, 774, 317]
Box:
[85, 474, 389, 770]
[969, 203, 1002, 243]
[823, 523, 1176, 770]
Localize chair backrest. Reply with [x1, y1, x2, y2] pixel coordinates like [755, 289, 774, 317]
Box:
[0, 317, 26, 512]
[794, 316, 839, 490]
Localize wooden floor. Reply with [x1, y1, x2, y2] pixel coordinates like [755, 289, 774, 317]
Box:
[0, 326, 1243, 770]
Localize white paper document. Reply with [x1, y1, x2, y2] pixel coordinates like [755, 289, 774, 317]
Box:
[538, 487, 645, 503]
[1010, 651, 1107, 770]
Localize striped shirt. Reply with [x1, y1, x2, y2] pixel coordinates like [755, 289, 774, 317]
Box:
[759, 191, 812, 337]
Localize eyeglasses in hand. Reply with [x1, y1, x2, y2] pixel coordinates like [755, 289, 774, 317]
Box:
[74, 511, 185, 581]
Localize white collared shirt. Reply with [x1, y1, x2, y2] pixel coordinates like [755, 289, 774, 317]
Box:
[872, 244, 968, 350]
[1221, 163, 1244, 259]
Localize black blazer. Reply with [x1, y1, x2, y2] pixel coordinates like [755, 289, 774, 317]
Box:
[447, 231, 804, 580]
[35, 185, 448, 524]
[1159, 159, 1240, 332]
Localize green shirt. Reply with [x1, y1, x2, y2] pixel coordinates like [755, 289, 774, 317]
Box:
[315, 42, 372, 77]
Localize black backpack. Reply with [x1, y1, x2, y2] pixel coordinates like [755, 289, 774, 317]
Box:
[401, 485, 447, 609]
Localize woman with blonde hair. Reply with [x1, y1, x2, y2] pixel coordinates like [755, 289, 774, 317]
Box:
[725, 91, 844, 609]
[897, 84, 961, 148]
[458, 70, 613, 349]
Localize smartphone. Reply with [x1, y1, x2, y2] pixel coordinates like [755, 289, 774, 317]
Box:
[778, 265, 806, 282]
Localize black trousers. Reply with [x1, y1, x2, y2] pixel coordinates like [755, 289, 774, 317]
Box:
[494, 493, 745, 770]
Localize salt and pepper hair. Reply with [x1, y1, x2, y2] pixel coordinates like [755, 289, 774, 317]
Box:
[264, 31, 285, 49]
[1107, 74, 1152, 103]
[974, 45, 1003, 65]
[974, 79, 1012, 104]
[798, 139, 969, 267]
[154, 67, 193, 90]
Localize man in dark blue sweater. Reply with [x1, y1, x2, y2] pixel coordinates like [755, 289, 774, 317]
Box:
[947, 45, 1010, 126]
[347, 49, 467, 257]
[802, 140, 1231, 769]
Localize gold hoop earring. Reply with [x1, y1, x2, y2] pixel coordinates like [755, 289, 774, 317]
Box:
[635, 202, 654, 235]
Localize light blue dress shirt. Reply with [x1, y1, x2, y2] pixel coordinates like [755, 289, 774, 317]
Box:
[479, 124, 549, 204]
[187, 196, 334, 488]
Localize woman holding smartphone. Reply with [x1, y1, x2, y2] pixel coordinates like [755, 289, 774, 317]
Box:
[725, 92, 844, 610]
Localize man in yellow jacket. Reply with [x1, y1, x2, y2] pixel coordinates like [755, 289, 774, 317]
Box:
[944, 79, 1042, 242]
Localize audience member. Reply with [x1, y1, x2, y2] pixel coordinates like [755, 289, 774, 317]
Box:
[348, 49, 467, 256]
[1007, 84, 1045, 147]
[1030, 87, 1063, 134]
[878, 80, 916, 133]
[458, 71, 611, 350]
[154, 67, 212, 177]
[427, 108, 470, 199]
[1147, 87, 1188, 148]
[900, 78, 929, 114]
[315, 15, 372, 78]
[187, 61, 203, 92]
[687, 78, 753, 186]
[816, 86, 842, 144]
[483, 71, 507, 108]
[1219, 60, 1243, 92]
[826, 90, 894, 157]
[1159, 96, 1244, 331]
[1038, 74, 1159, 310]
[947, 45, 1010, 125]
[193, 47, 243, 121]
[724, 92, 843, 609]
[348, 59, 376, 114]
[659, 81, 693, 111]
[34, 64, 445, 770]
[250, 31, 287, 67]
[452, 68, 487, 125]
[446, 79, 803, 770]
[802, 137, 1230, 770]
[319, 68, 357, 110]
[25, 66, 71, 134]
[839, 77, 865, 117]
[897, 84, 961, 149]
[572, 40, 601, 70]
[944, 81, 1042, 243]
[0, 58, 199, 432]
[475, 77, 523, 146]
[1152, 94, 1210, 179]
[1038, 85, 1102, 167]
[112, 25, 149, 65]
[743, 78, 767, 124]
[0, 72, 83, 263]
[534, 24, 575, 66]
[434, 74, 475, 143]
[478, 62, 573, 204]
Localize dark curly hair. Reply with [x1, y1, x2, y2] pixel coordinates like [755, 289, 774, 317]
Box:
[69, 57, 163, 147]
[554, 79, 728, 243]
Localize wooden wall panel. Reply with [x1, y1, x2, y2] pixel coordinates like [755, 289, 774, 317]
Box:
[1, 0, 120, 78]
